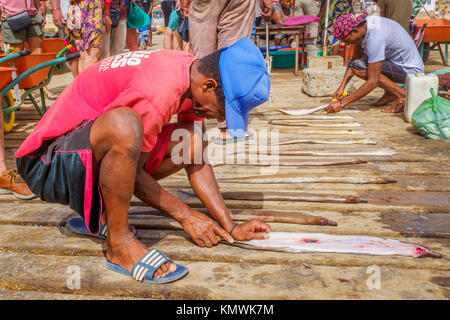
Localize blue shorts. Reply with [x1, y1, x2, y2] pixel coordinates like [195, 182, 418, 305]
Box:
[349, 57, 409, 84]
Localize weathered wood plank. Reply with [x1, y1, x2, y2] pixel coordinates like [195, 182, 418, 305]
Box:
[0, 251, 448, 299]
[0, 225, 448, 270]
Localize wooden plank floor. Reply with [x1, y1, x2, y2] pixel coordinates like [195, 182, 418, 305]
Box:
[0, 60, 449, 300]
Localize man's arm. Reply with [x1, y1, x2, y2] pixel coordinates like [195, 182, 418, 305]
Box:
[181, 0, 191, 18]
[133, 152, 234, 247]
[272, 8, 284, 24]
[185, 161, 271, 241]
[260, 0, 275, 21]
[327, 61, 383, 112]
[50, 0, 65, 28]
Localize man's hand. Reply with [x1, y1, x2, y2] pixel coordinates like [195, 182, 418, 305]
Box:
[105, 15, 112, 34]
[180, 209, 234, 248]
[326, 101, 343, 113]
[260, 0, 274, 22]
[181, 0, 191, 18]
[52, 8, 65, 28]
[230, 219, 271, 241]
[332, 86, 345, 101]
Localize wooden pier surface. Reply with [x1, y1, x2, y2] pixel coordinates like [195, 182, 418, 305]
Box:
[0, 65, 449, 300]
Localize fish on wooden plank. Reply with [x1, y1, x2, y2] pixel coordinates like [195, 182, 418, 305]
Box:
[212, 158, 368, 167]
[220, 191, 368, 204]
[269, 120, 364, 127]
[220, 175, 397, 184]
[278, 129, 366, 135]
[274, 148, 398, 156]
[227, 232, 442, 258]
[278, 138, 377, 145]
[270, 115, 355, 120]
[277, 107, 362, 116]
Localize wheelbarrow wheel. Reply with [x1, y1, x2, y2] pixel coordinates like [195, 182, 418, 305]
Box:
[2, 90, 15, 133]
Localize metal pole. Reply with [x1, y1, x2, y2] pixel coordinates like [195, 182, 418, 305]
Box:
[323, 0, 330, 56]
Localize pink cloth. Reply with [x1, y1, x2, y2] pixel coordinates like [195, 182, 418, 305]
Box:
[0, 0, 39, 16]
[284, 15, 320, 26]
[63, 40, 78, 53]
[16, 50, 202, 158]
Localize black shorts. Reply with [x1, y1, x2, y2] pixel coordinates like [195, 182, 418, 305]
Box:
[349, 57, 409, 84]
[16, 121, 104, 235]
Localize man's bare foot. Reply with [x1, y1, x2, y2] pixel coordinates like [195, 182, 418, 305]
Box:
[371, 92, 397, 107]
[381, 97, 405, 113]
[107, 231, 176, 279]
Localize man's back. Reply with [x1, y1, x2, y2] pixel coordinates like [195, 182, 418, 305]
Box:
[365, 16, 424, 74]
[377, 0, 413, 33]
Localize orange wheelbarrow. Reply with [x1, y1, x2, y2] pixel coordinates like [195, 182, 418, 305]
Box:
[0, 46, 80, 133]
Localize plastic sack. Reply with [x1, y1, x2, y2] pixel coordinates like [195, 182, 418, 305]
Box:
[168, 9, 180, 31]
[127, 2, 151, 30]
[411, 88, 450, 139]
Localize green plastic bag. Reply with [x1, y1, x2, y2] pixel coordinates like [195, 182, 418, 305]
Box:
[127, 2, 151, 30]
[411, 89, 450, 139]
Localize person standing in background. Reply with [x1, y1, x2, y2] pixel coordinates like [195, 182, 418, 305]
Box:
[51, 0, 81, 77]
[139, 0, 153, 47]
[101, 0, 128, 58]
[0, 0, 41, 199]
[183, 0, 273, 143]
[316, 0, 353, 64]
[375, 0, 413, 34]
[0, 0, 46, 53]
[161, 0, 176, 49]
[294, 0, 321, 39]
[51, 0, 110, 73]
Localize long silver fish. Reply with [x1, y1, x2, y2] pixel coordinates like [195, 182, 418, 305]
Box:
[229, 232, 442, 258]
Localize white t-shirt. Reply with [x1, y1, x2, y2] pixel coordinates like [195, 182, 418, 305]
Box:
[363, 15, 424, 74]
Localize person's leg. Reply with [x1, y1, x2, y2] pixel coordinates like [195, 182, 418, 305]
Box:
[0, 104, 35, 198]
[90, 107, 175, 277]
[126, 27, 139, 51]
[80, 47, 100, 72]
[0, 112, 6, 173]
[110, 20, 127, 56]
[150, 122, 205, 181]
[70, 59, 80, 78]
[217, 0, 255, 50]
[100, 30, 112, 59]
[350, 67, 406, 113]
[274, 34, 283, 46]
[215, 0, 256, 142]
[161, 0, 175, 50]
[302, 0, 321, 39]
[26, 37, 43, 53]
[189, 0, 222, 58]
[147, 22, 153, 46]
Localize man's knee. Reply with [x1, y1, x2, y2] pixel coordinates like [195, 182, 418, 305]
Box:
[93, 107, 144, 158]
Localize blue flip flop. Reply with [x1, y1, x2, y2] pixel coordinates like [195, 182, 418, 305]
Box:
[65, 216, 139, 240]
[106, 248, 188, 283]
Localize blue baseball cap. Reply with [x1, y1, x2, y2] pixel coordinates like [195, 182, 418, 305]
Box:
[219, 37, 270, 138]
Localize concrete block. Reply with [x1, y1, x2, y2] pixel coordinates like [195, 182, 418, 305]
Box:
[302, 66, 363, 97]
[307, 56, 344, 69]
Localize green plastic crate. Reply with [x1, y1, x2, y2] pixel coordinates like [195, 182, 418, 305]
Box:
[264, 50, 307, 68]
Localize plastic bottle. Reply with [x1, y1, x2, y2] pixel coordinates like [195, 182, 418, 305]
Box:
[405, 73, 439, 122]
